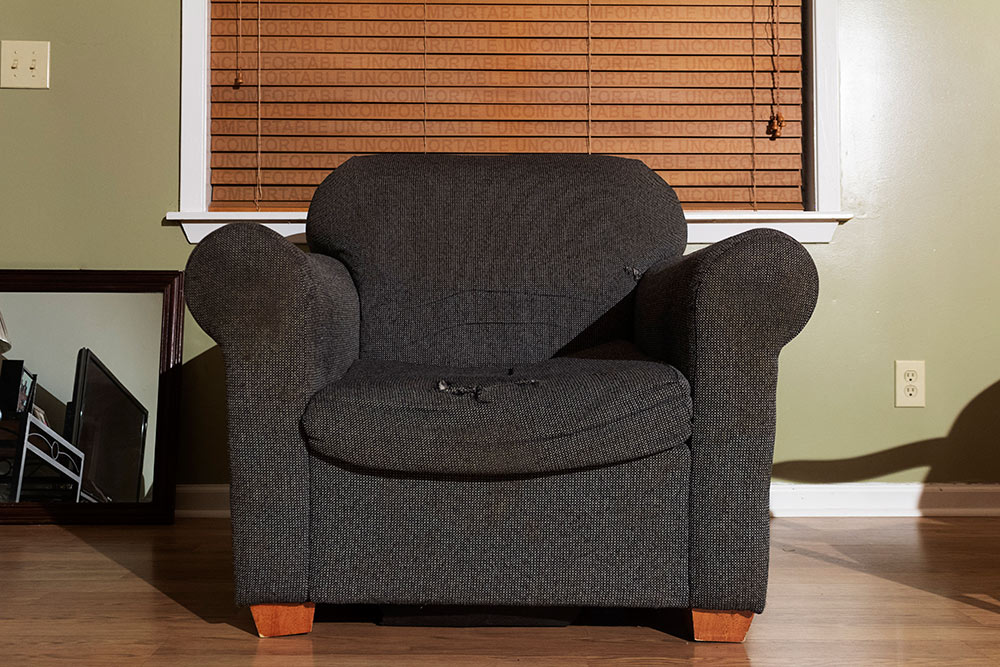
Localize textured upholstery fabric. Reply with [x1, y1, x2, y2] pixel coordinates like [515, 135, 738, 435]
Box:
[185, 223, 360, 605]
[302, 357, 691, 476]
[308, 447, 691, 608]
[635, 228, 819, 613]
[560, 338, 657, 362]
[306, 153, 687, 366]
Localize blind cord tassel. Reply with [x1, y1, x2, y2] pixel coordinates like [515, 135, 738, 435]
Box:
[767, 112, 786, 138]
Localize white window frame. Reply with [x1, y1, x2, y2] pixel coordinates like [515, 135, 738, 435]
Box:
[168, 0, 852, 244]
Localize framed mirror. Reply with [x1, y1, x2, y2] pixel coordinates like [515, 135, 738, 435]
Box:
[0, 271, 183, 523]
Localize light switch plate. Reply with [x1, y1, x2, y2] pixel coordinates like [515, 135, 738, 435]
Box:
[1, 40, 50, 89]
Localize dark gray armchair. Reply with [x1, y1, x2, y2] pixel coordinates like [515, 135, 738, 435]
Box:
[185, 154, 818, 641]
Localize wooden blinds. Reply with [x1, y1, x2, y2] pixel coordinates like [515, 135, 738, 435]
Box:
[210, 0, 804, 211]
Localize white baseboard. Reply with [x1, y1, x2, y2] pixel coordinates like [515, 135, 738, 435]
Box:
[174, 482, 1000, 519]
[769, 483, 1000, 517]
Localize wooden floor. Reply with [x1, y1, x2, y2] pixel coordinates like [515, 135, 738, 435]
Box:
[2, 518, 999, 665]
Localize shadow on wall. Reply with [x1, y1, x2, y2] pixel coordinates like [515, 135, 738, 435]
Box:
[773, 379, 1000, 485]
[177, 346, 229, 484]
[772, 381, 1000, 616]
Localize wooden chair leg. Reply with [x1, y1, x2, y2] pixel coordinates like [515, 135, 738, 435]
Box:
[251, 602, 316, 638]
[691, 609, 754, 642]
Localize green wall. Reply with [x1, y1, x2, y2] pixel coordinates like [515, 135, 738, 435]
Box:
[0, 1, 185, 269]
[2, 0, 998, 486]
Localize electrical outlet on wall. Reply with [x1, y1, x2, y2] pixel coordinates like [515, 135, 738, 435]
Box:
[895, 360, 926, 408]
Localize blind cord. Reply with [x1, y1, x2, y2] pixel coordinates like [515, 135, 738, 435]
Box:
[750, 3, 758, 210]
[767, 0, 786, 139]
[254, 0, 262, 209]
[233, 0, 243, 88]
[423, 2, 428, 154]
[586, 0, 592, 155]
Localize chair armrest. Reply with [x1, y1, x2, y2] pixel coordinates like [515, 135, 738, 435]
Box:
[185, 223, 359, 605]
[635, 228, 818, 612]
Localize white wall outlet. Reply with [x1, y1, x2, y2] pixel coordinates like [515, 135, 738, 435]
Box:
[895, 360, 926, 408]
[1, 40, 50, 89]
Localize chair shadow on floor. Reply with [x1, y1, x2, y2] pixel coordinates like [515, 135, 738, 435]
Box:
[64, 345, 255, 633]
[63, 514, 717, 644]
[64, 517, 254, 633]
[772, 378, 1000, 615]
[62, 345, 721, 642]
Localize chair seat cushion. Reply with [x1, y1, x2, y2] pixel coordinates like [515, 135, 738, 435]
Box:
[301, 356, 692, 477]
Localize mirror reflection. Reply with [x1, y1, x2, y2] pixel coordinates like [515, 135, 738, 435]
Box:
[0, 292, 161, 503]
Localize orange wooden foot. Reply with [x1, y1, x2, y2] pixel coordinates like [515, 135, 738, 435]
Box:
[251, 602, 316, 638]
[691, 609, 754, 642]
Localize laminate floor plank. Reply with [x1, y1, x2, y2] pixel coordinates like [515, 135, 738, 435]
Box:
[1, 517, 998, 665]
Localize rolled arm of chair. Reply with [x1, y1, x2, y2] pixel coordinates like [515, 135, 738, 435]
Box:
[635, 228, 818, 613]
[185, 223, 359, 606]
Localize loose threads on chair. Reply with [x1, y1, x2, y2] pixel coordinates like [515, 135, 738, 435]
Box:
[437, 378, 539, 404]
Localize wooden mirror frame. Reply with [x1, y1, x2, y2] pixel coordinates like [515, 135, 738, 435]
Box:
[0, 270, 183, 524]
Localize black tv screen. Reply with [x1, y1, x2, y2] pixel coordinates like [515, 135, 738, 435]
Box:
[66, 349, 148, 503]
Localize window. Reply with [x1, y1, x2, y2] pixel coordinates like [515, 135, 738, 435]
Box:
[171, 0, 849, 243]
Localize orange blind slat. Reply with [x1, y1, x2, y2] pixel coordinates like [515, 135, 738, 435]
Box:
[209, 0, 804, 211]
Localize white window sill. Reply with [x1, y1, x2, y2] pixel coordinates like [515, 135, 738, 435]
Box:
[167, 211, 854, 245]
[683, 210, 854, 244]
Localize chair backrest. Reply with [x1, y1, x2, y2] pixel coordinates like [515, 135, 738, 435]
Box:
[307, 153, 686, 366]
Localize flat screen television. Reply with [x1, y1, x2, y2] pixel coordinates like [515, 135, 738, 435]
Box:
[65, 349, 148, 503]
